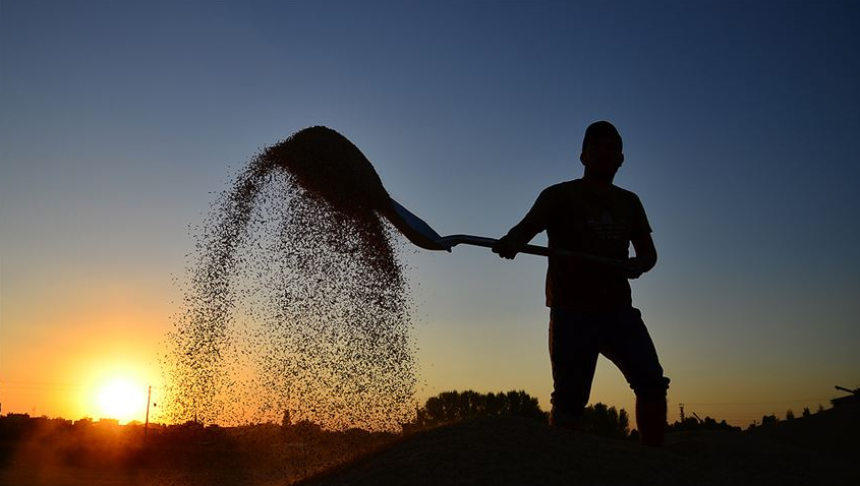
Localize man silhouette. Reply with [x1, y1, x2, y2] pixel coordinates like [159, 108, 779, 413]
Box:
[492, 121, 669, 447]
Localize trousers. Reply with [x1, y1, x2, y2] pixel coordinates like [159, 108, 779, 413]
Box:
[549, 306, 669, 416]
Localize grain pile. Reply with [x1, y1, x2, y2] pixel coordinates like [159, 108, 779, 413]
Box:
[161, 127, 417, 432]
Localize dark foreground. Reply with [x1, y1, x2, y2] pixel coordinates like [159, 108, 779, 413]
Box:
[2, 405, 856, 486]
[302, 406, 857, 486]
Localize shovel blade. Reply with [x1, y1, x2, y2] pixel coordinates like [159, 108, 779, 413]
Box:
[383, 199, 450, 251]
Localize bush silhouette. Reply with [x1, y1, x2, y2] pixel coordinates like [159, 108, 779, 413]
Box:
[412, 392, 632, 439]
[579, 403, 630, 439]
[669, 414, 741, 433]
[415, 390, 546, 427]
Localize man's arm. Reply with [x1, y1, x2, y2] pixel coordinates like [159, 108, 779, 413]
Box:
[627, 233, 658, 279]
[492, 189, 552, 259]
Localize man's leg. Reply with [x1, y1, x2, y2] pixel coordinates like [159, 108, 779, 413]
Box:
[601, 307, 670, 447]
[635, 391, 668, 448]
[548, 308, 601, 429]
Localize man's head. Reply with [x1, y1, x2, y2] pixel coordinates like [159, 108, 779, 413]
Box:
[580, 121, 624, 182]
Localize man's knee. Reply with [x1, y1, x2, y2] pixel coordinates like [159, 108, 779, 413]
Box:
[550, 389, 589, 417]
[632, 376, 670, 400]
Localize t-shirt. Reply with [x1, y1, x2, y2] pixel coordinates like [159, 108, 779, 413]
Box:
[504, 179, 652, 311]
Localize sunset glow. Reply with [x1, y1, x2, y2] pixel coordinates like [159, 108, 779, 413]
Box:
[94, 378, 147, 424]
[0, 0, 857, 434]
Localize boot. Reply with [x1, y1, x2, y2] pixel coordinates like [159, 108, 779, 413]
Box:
[549, 407, 583, 431]
[636, 396, 667, 447]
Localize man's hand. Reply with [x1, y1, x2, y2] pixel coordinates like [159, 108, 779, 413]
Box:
[492, 235, 520, 260]
[628, 234, 657, 279]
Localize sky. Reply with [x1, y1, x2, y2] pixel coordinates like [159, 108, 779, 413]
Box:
[1, 0, 858, 428]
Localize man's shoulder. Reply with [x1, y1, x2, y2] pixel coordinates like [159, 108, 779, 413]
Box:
[541, 179, 581, 196]
[610, 185, 648, 217]
[540, 181, 643, 206]
[610, 184, 641, 200]
[543, 179, 637, 197]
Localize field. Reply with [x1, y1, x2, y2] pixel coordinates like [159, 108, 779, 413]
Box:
[1, 404, 856, 486]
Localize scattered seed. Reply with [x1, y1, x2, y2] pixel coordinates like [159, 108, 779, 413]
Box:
[161, 127, 417, 432]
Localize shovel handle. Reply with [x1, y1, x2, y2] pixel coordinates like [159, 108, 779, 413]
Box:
[438, 235, 549, 255]
[437, 235, 632, 271]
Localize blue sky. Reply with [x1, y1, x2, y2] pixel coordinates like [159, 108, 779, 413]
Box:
[1, 0, 858, 425]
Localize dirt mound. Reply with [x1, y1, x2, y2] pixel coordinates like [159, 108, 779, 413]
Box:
[301, 415, 854, 486]
[747, 403, 860, 462]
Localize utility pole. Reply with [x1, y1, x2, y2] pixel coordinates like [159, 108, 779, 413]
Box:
[679, 403, 685, 422]
[145, 385, 152, 435]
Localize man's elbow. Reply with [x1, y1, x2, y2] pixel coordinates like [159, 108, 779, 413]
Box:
[632, 234, 658, 273]
[644, 252, 657, 272]
[634, 248, 657, 274]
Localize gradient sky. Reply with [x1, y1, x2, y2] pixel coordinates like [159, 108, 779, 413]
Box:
[1, 0, 858, 427]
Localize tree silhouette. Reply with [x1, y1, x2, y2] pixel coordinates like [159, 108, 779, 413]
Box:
[412, 392, 634, 439]
[415, 390, 547, 427]
[761, 414, 779, 426]
[669, 414, 741, 433]
[580, 403, 630, 439]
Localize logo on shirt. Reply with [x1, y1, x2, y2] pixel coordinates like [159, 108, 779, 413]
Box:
[587, 209, 628, 241]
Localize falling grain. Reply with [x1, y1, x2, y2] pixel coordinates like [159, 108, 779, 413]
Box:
[162, 127, 417, 432]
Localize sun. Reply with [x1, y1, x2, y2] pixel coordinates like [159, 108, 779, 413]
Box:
[95, 378, 147, 423]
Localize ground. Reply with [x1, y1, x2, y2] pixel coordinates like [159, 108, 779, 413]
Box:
[302, 406, 858, 486]
[1, 405, 856, 486]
